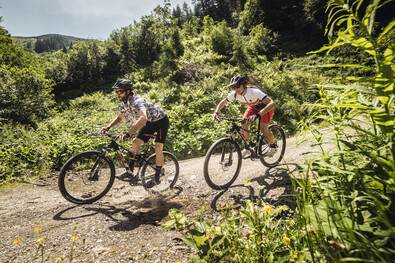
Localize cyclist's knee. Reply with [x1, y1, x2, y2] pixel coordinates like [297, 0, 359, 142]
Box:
[155, 142, 164, 152]
[132, 137, 144, 144]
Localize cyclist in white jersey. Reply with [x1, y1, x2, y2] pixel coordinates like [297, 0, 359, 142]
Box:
[212, 75, 277, 158]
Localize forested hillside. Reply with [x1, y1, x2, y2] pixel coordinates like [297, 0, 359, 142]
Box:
[1, 0, 394, 261]
[12, 34, 84, 53]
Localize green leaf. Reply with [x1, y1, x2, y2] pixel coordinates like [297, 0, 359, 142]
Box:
[182, 237, 198, 250]
[378, 19, 395, 43]
[199, 202, 207, 222]
[338, 32, 376, 57]
[161, 219, 175, 230]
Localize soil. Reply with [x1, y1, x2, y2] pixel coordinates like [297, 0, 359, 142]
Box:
[0, 133, 322, 263]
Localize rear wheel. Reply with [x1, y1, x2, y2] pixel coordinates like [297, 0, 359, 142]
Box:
[203, 138, 242, 190]
[58, 151, 115, 204]
[141, 151, 179, 193]
[258, 124, 286, 167]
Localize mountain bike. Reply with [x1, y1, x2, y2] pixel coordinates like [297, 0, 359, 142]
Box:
[203, 116, 286, 190]
[58, 131, 179, 204]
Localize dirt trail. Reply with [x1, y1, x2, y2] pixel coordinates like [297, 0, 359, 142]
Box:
[0, 132, 322, 263]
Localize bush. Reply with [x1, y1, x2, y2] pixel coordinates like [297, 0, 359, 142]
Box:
[0, 123, 51, 183]
[163, 199, 319, 262]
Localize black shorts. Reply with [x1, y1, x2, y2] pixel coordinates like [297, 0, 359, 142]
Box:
[137, 115, 169, 144]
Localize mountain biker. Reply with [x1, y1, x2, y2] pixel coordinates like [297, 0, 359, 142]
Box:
[212, 75, 277, 158]
[101, 79, 169, 186]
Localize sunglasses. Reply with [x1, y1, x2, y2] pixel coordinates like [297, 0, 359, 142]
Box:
[232, 84, 241, 90]
[115, 90, 126, 95]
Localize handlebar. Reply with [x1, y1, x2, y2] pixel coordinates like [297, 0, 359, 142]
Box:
[98, 130, 117, 140]
[215, 116, 248, 124]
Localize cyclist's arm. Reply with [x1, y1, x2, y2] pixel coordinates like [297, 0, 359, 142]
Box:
[214, 98, 228, 114]
[126, 109, 148, 136]
[107, 113, 124, 129]
[257, 96, 275, 116]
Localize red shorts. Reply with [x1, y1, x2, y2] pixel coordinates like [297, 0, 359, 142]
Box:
[243, 106, 274, 123]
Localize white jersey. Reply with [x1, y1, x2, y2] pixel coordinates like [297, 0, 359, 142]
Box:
[226, 87, 267, 108]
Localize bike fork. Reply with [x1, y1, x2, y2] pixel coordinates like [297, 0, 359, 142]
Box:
[220, 141, 233, 167]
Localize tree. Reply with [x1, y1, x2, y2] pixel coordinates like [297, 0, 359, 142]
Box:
[239, 0, 263, 33]
[208, 20, 235, 56]
[0, 26, 54, 127]
[248, 23, 278, 57]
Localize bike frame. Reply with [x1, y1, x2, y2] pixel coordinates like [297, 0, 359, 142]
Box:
[100, 133, 154, 177]
[222, 116, 264, 155]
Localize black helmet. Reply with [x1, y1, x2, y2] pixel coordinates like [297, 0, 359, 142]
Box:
[228, 75, 247, 87]
[112, 79, 133, 90]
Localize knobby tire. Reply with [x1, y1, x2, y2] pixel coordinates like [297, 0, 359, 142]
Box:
[58, 151, 115, 204]
[203, 138, 242, 190]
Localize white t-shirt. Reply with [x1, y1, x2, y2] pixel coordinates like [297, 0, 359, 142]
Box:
[226, 87, 267, 108]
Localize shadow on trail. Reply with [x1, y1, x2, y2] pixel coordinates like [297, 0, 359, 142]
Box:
[53, 186, 183, 231]
[209, 164, 300, 212]
[53, 205, 99, 220]
[210, 184, 254, 212]
[253, 163, 300, 209]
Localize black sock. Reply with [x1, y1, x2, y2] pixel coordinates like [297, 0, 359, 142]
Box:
[129, 158, 136, 172]
[155, 166, 163, 175]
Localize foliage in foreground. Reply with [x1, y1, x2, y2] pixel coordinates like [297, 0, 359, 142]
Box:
[163, 200, 320, 262]
[164, 0, 395, 262]
[296, 0, 395, 261]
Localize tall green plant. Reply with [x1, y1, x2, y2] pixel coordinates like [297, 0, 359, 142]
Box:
[298, 0, 395, 261]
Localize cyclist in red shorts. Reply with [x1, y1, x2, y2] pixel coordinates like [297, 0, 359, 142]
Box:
[212, 75, 277, 158]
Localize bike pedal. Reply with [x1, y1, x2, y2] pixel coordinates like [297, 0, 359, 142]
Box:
[128, 176, 140, 186]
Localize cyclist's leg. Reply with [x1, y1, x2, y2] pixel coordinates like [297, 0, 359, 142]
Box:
[153, 116, 169, 167]
[242, 106, 257, 144]
[152, 116, 169, 182]
[131, 137, 144, 153]
[241, 122, 250, 143]
[155, 142, 164, 166]
[129, 137, 144, 172]
[260, 122, 275, 144]
[259, 109, 275, 144]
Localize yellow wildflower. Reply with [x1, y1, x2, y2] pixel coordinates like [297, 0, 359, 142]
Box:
[167, 249, 171, 253]
[37, 236, 44, 243]
[284, 236, 291, 245]
[263, 205, 272, 212]
[35, 227, 42, 232]
[72, 236, 79, 241]
[13, 238, 21, 244]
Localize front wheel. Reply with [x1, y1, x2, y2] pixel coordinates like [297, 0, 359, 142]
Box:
[58, 151, 115, 204]
[258, 124, 286, 167]
[141, 151, 179, 193]
[203, 138, 242, 190]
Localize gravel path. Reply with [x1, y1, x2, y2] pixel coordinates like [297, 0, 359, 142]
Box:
[0, 131, 324, 262]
